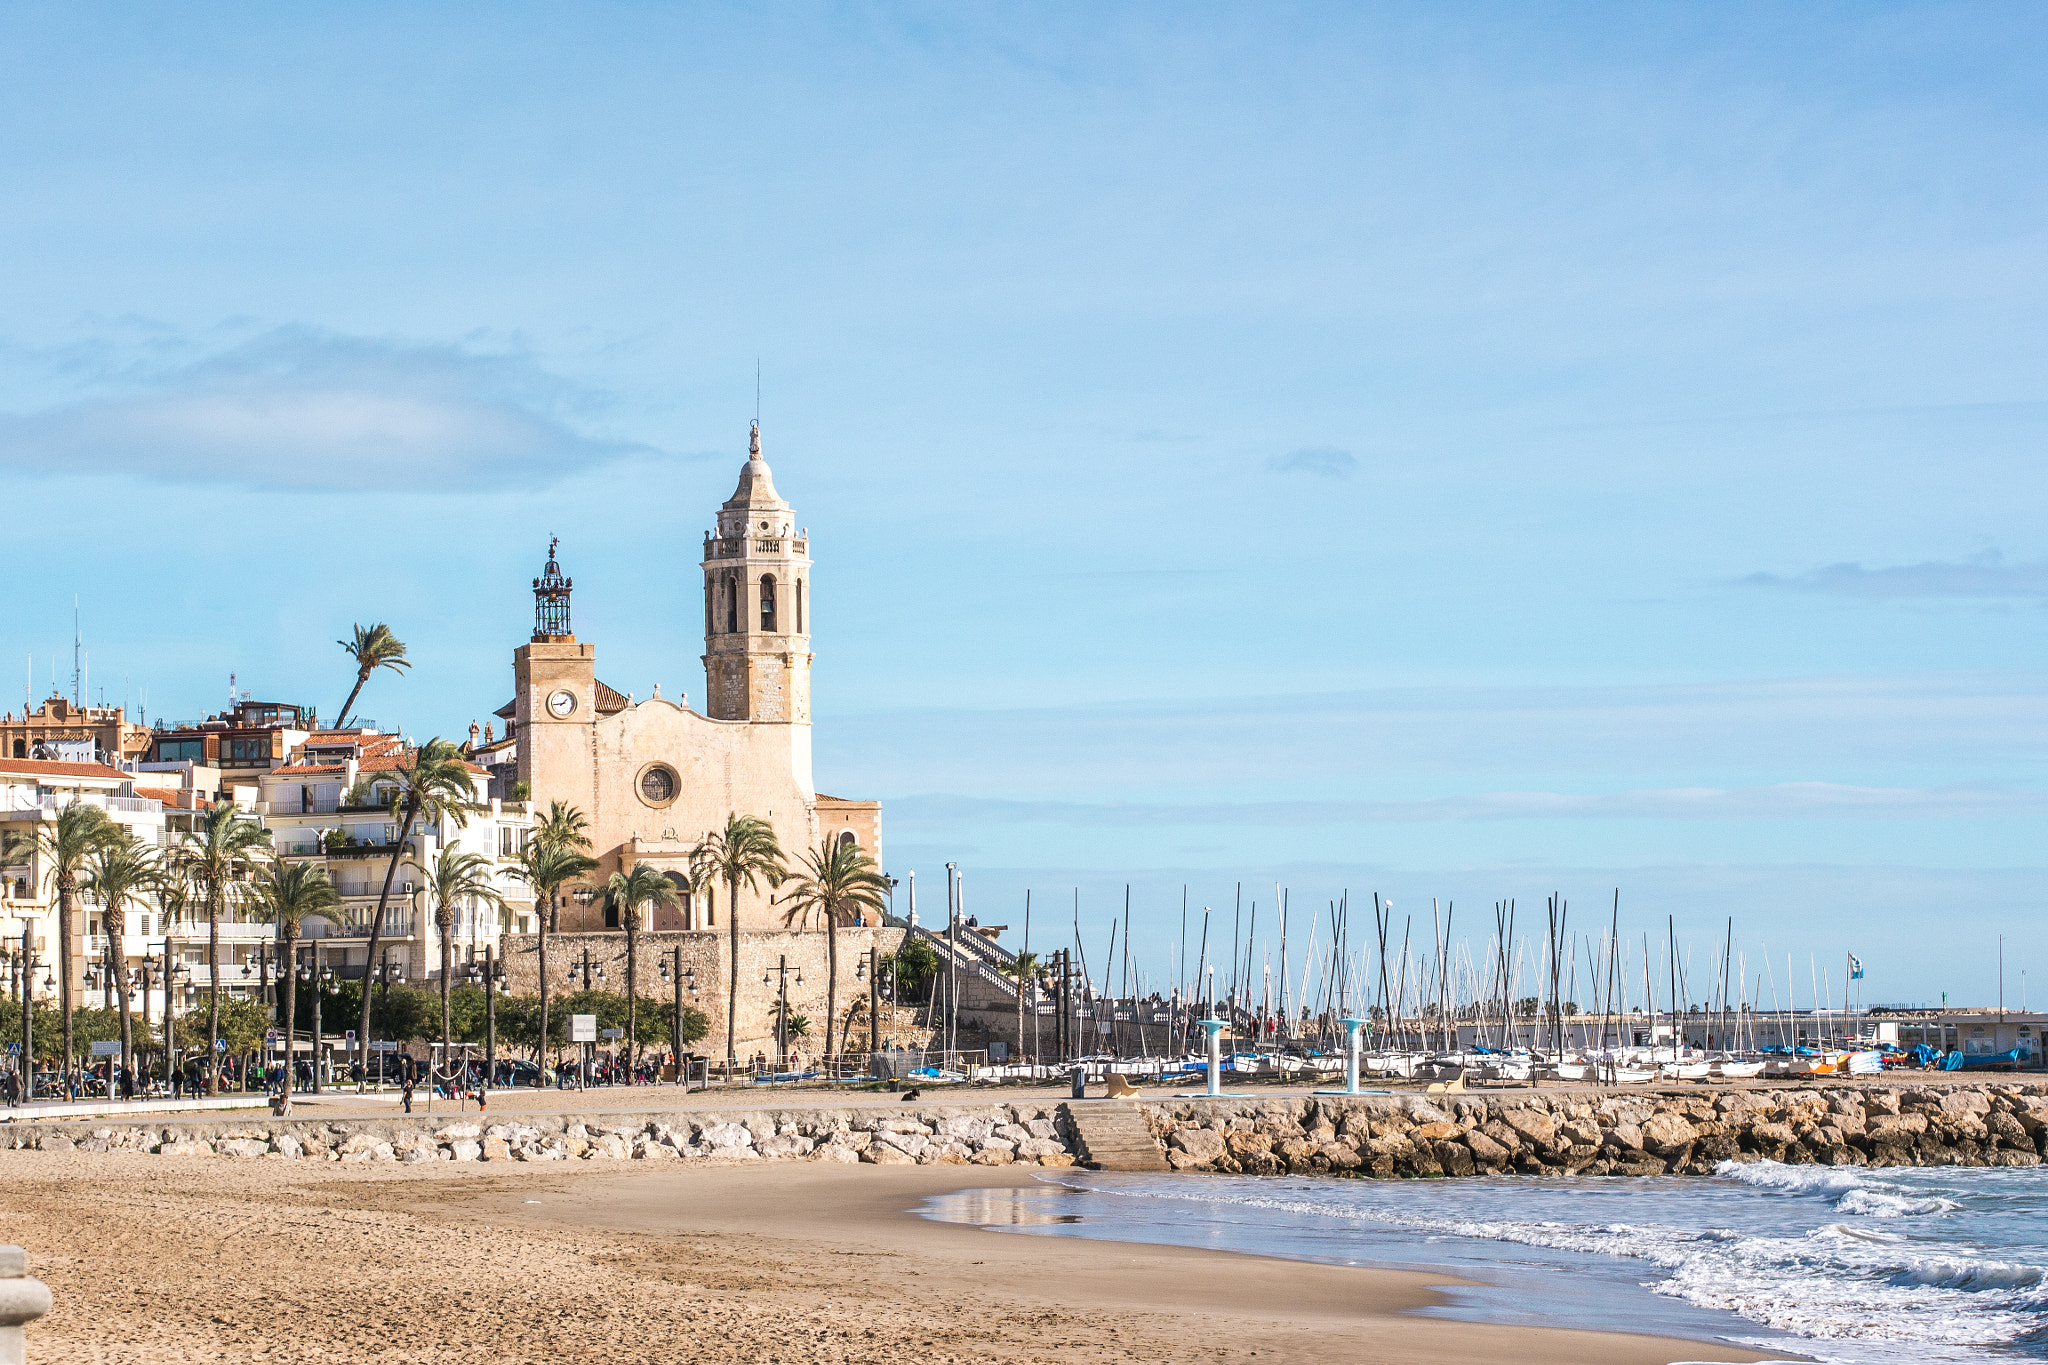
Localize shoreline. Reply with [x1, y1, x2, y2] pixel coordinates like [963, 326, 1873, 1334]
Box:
[0, 1149, 1791, 1364]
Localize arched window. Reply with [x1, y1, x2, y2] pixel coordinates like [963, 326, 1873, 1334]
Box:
[838, 830, 857, 851]
[9, 740, 21, 759]
[760, 574, 777, 632]
[724, 572, 739, 634]
[795, 579, 804, 634]
[704, 580, 714, 637]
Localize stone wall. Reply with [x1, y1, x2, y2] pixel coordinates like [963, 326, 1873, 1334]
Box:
[1139, 1082, 2048, 1177]
[503, 924, 905, 1058]
[0, 1100, 1075, 1169]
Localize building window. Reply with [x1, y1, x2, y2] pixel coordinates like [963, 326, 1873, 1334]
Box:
[226, 736, 271, 762]
[157, 738, 204, 763]
[638, 764, 679, 807]
[760, 574, 777, 632]
[724, 572, 739, 634]
[498, 826, 527, 857]
[796, 578, 804, 634]
[704, 580, 714, 637]
[838, 830, 857, 850]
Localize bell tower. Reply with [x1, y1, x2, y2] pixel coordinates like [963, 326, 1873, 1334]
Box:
[700, 422, 812, 723]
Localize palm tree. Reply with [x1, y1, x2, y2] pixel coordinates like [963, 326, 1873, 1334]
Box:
[334, 622, 409, 728]
[688, 814, 786, 1075]
[84, 832, 159, 1096]
[509, 840, 597, 1086]
[156, 863, 196, 1081]
[780, 837, 890, 1067]
[30, 801, 118, 1096]
[176, 802, 272, 1094]
[250, 860, 340, 1111]
[604, 865, 683, 1081]
[354, 737, 477, 1087]
[417, 848, 506, 1056]
[532, 801, 591, 929]
[1000, 950, 1042, 1065]
[535, 801, 591, 852]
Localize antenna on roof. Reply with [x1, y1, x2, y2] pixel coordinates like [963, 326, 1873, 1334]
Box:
[72, 596, 81, 707]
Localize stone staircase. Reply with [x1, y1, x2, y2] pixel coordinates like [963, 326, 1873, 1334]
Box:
[1060, 1102, 1169, 1172]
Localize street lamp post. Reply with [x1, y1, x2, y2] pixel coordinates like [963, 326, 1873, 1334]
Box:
[658, 947, 697, 1088]
[762, 955, 801, 1071]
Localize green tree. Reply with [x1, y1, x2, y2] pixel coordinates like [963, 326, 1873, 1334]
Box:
[887, 937, 940, 1004]
[508, 840, 597, 1086]
[208, 995, 274, 1060]
[250, 859, 340, 1108]
[416, 847, 506, 1053]
[688, 814, 786, 1074]
[84, 831, 160, 1092]
[779, 836, 890, 1066]
[335, 622, 410, 728]
[355, 737, 477, 1087]
[175, 802, 273, 1094]
[30, 800, 120, 1094]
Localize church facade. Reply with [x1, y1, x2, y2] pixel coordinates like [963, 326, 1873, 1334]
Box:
[499, 423, 881, 933]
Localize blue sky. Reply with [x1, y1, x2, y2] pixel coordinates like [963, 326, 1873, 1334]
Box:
[1, 4, 2042, 1007]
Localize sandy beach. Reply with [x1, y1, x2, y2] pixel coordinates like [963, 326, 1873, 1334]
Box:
[0, 1149, 1788, 1365]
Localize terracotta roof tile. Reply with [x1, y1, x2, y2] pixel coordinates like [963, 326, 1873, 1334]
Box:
[0, 758, 130, 781]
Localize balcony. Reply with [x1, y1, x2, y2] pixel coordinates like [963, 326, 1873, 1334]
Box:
[0, 794, 162, 819]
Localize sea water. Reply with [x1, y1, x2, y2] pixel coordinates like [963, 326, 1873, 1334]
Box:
[923, 1162, 2048, 1363]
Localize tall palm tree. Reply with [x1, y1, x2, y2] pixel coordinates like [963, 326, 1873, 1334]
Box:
[84, 832, 159, 1096]
[1000, 950, 1041, 1065]
[604, 865, 683, 1081]
[509, 840, 597, 1086]
[334, 622, 409, 728]
[250, 860, 340, 1111]
[780, 837, 890, 1067]
[30, 801, 118, 1095]
[354, 737, 477, 1087]
[416, 848, 506, 1056]
[176, 802, 272, 1094]
[533, 801, 591, 929]
[688, 814, 785, 1075]
[156, 863, 195, 1081]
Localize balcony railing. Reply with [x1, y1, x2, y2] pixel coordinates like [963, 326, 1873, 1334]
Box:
[0, 794, 162, 819]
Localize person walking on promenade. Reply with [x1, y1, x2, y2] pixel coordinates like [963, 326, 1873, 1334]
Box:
[401, 1068, 416, 1114]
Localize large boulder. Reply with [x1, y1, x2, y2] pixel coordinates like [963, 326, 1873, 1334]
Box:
[1462, 1129, 1510, 1166]
[1500, 1109, 1558, 1149]
[1641, 1113, 1697, 1158]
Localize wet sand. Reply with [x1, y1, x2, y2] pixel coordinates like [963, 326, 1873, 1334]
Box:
[0, 1149, 1785, 1364]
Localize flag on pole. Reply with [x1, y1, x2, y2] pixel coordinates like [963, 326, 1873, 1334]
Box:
[1848, 954, 1864, 981]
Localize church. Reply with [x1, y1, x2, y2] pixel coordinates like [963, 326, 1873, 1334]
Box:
[486, 422, 882, 933]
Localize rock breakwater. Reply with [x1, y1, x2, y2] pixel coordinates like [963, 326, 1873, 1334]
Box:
[1, 1102, 1079, 1169]
[1143, 1082, 2048, 1177]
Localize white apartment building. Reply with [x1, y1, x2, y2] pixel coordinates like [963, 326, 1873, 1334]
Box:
[255, 732, 538, 992]
[0, 758, 172, 1018]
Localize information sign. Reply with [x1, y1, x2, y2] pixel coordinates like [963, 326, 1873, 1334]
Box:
[569, 1014, 597, 1043]
[90, 1040, 122, 1056]
[599, 1027, 624, 1040]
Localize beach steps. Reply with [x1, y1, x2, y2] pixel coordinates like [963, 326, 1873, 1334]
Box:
[1062, 1102, 1170, 1172]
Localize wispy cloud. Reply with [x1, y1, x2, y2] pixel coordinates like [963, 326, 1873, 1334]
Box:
[0, 326, 654, 492]
[1738, 550, 2048, 600]
[889, 782, 2048, 828]
[1266, 446, 1356, 478]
